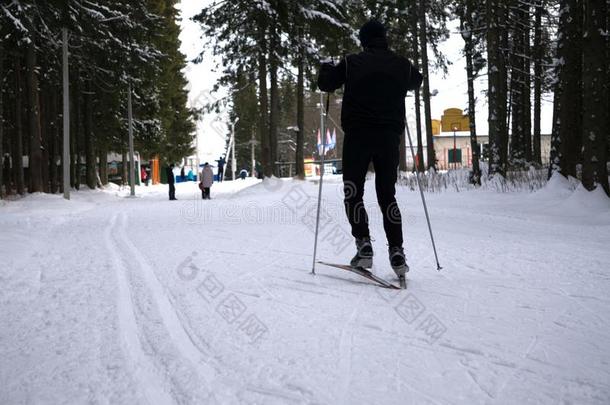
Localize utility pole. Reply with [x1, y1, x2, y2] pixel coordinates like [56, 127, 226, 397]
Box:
[128, 82, 135, 196]
[62, 27, 70, 200]
[231, 117, 239, 180]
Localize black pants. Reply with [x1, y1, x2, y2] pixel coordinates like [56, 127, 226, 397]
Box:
[342, 131, 403, 248]
[218, 168, 223, 182]
[169, 183, 176, 200]
[201, 187, 210, 199]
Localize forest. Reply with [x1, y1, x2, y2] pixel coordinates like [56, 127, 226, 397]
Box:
[0, 0, 195, 194]
[0, 0, 608, 197]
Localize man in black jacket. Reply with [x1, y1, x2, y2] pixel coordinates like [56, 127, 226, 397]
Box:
[166, 164, 176, 200]
[317, 19, 423, 277]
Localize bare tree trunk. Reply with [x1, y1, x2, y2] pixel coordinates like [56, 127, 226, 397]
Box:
[581, 0, 609, 194]
[14, 55, 25, 195]
[499, 3, 510, 172]
[523, 1, 532, 163]
[487, 0, 504, 176]
[509, 2, 525, 166]
[257, 17, 271, 178]
[269, 22, 279, 177]
[295, 27, 305, 179]
[84, 79, 96, 189]
[549, 81, 562, 176]
[0, 42, 4, 198]
[26, 40, 43, 193]
[72, 78, 81, 190]
[557, 0, 582, 179]
[99, 148, 108, 185]
[49, 90, 59, 193]
[40, 88, 51, 192]
[121, 149, 127, 186]
[410, 10, 425, 172]
[462, 0, 481, 184]
[419, 0, 436, 170]
[533, 0, 543, 164]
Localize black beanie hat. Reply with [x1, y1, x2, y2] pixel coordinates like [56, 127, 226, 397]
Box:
[359, 19, 387, 47]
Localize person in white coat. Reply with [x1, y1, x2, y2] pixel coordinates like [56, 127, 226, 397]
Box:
[200, 163, 214, 199]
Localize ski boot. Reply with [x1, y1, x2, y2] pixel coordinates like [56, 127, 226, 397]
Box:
[389, 246, 409, 288]
[350, 237, 373, 269]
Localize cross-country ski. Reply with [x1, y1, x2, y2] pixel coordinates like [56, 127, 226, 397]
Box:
[317, 261, 403, 290]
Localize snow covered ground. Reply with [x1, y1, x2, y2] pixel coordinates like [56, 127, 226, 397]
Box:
[1, 176, 609, 404]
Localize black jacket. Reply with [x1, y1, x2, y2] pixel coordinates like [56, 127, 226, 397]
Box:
[166, 167, 175, 184]
[317, 48, 423, 134]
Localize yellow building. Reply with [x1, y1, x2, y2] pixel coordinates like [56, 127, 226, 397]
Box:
[431, 119, 441, 135]
[440, 108, 470, 132]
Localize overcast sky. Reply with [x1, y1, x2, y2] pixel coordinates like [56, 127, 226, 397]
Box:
[177, 1, 554, 161]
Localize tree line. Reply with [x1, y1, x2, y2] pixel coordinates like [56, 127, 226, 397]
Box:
[0, 0, 195, 197]
[197, 0, 608, 195]
[1, 1, 608, 198]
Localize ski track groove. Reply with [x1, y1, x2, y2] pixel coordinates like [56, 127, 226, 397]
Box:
[104, 213, 174, 405]
[115, 212, 221, 392]
[337, 288, 367, 405]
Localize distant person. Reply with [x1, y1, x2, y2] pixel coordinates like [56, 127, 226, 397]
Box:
[141, 167, 147, 184]
[187, 169, 195, 181]
[200, 162, 214, 199]
[145, 166, 151, 186]
[180, 166, 186, 182]
[216, 156, 226, 182]
[239, 168, 248, 180]
[166, 164, 176, 200]
[255, 161, 263, 179]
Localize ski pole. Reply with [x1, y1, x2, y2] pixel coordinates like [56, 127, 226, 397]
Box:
[311, 92, 331, 275]
[405, 118, 442, 271]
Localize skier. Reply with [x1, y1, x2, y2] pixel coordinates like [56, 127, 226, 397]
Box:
[166, 164, 176, 200]
[239, 168, 248, 180]
[317, 19, 423, 278]
[216, 156, 226, 182]
[200, 162, 214, 199]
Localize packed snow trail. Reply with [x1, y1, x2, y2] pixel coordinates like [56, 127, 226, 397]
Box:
[1, 176, 610, 404]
